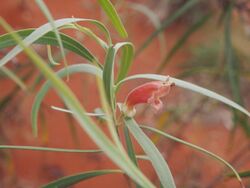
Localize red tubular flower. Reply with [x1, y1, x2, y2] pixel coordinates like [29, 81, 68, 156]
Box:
[122, 78, 174, 117]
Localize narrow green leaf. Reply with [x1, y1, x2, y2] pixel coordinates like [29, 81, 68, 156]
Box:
[0, 29, 96, 63]
[124, 126, 142, 188]
[32, 64, 102, 136]
[124, 118, 176, 188]
[140, 125, 243, 185]
[0, 18, 109, 68]
[116, 74, 250, 117]
[116, 42, 134, 83]
[103, 42, 134, 107]
[73, 23, 109, 49]
[42, 170, 122, 188]
[0, 66, 27, 90]
[103, 46, 116, 108]
[229, 170, 250, 178]
[97, 0, 128, 38]
[124, 126, 138, 166]
[35, 0, 68, 70]
[0, 145, 101, 153]
[136, 0, 199, 55]
[157, 13, 211, 72]
[0, 18, 155, 188]
[47, 45, 60, 65]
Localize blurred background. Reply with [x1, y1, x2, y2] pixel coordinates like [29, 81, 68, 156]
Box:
[0, 0, 250, 187]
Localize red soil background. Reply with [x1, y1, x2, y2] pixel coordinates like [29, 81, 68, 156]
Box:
[0, 0, 250, 188]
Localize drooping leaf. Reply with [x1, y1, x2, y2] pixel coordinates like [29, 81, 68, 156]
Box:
[35, 0, 68, 69]
[0, 18, 110, 68]
[46, 45, 60, 65]
[73, 22, 109, 49]
[0, 29, 96, 63]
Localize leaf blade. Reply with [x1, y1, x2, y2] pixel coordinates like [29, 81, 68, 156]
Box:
[97, 0, 128, 38]
[0, 29, 96, 63]
[42, 170, 122, 188]
[124, 118, 176, 188]
[0, 145, 101, 153]
[35, 0, 68, 68]
[0, 18, 110, 67]
[103, 42, 134, 108]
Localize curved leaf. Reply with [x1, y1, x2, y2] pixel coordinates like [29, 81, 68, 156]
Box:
[35, 0, 68, 69]
[97, 0, 128, 38]
[73, 23, 109, 49]
[103, 42, 134, 108]
[116, 42, 134, 83]
[42, 170, 122, 188]
[103, 46, 116, 108]
[0, 18, 110, 67]
[140, 125, 243, 185]
[124, 118, 176, 188]
[32, 64, 102, 136]
[116, 74, 250, 117]
[0, 29, 96, 63]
